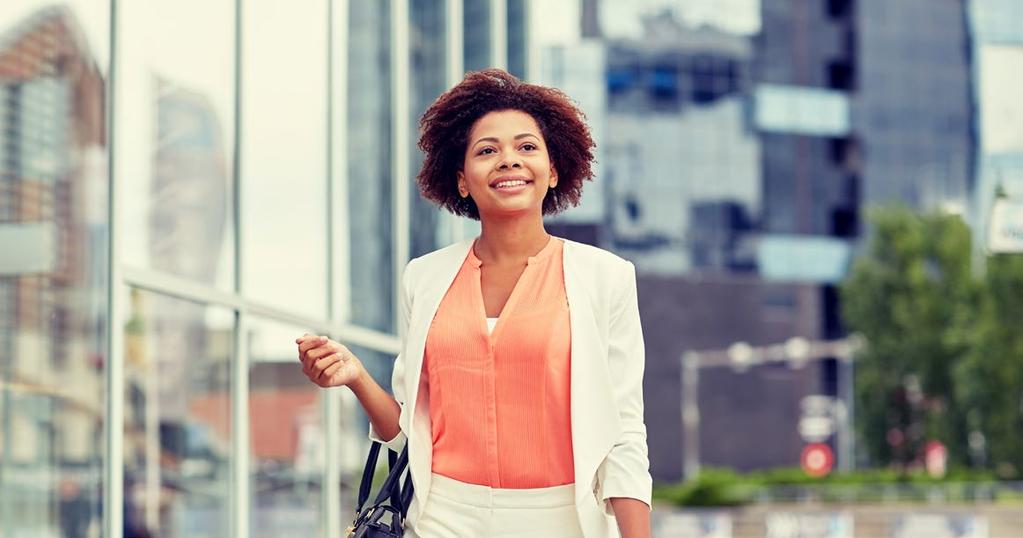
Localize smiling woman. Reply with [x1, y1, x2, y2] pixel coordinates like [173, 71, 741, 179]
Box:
[416, 69, 595, 221]
[298, 69, 652, 538]
[456, 109, 558, 219]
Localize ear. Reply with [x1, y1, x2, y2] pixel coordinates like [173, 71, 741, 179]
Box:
[549, 164, 558, 188]
[456, 171, 468, 198]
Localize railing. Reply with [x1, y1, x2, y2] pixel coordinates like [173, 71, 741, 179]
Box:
[749, 481, 1023, 504]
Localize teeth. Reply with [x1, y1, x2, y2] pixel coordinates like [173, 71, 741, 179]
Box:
[495, 180, 527, 188]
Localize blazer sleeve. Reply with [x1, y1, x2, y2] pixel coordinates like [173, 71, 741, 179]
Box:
[595, 260, 653, 512]
[367, 258, 415, 452]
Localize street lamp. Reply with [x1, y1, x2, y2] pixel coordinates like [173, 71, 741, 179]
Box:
[680, 336, 862, 481]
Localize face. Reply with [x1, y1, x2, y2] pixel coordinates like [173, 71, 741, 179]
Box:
[457, 109, 558, 219]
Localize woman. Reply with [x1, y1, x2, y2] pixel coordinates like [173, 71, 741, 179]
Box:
[297, 69, 651, 538]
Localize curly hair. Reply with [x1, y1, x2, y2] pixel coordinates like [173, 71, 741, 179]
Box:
[416, 69, 596, 220]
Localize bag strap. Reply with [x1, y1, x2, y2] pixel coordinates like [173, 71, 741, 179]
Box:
[386, 449, 400, 508]
[371, 445, 409, 507]
[399, 471, 414, 518]
[355, 442, 415, 514]
[355, 442, 383, 513]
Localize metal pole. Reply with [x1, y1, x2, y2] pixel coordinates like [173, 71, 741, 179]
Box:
[2, 317, 13, 538]
[104, 0, 126, 534]
[681, 352, 700, 480]
[491, 0, 507, 70]
[144, 345, 160, 530]
[840, 355, 855, 470]
[392, 0, 411, 332]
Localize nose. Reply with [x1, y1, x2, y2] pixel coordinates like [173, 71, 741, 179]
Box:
[497, 158, 522, 170]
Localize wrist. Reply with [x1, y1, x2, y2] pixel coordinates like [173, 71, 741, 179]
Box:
[347, 363, 371, 393]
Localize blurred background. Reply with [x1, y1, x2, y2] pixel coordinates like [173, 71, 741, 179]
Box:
[0, 0, 1021, 537]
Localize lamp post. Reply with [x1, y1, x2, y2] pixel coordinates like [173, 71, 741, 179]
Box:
[681, 352, 700, 480]
[679, 336, 862, 481]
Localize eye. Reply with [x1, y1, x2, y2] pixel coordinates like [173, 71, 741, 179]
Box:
[521, 143, 537, 151]
[478, 147, 496, 155]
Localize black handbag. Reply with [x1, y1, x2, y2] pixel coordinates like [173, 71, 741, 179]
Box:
[345, 441, 414, 538]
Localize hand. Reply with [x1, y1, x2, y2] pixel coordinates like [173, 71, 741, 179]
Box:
[296, 333, 364, 388]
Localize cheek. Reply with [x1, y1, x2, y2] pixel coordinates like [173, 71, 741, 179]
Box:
[463, 158, 487, 179]
[464, 169, 488, 190]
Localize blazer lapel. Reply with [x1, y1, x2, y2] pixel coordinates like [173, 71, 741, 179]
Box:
[403, 238, 474, 419]
[563, 240, 621, 502]
[402, 238, 473, 511]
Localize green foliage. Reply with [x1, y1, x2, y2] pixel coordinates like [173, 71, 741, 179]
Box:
[954, 253, 1023, 478]
[839, 205, 1023, 478]
[652, 467, 1006, 507]
[654, 468, 757, 507]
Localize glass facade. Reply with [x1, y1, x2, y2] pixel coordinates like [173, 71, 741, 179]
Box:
[347, 0, 394, 334]
[0, 0, 526, 536]
[409, 0, 448, 260]
[242, 0, 329, 318]
[463, 0, 492, 72]
[506, 0, 528, 79]
[248, 317, 324, 538]
[123, 289, 233, 537]
[969, 0, 1023, 252]
[0, 2, 109, 536]
[120, 0, 236, 293]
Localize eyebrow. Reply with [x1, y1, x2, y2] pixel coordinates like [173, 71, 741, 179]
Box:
[471, 133, 540, 148]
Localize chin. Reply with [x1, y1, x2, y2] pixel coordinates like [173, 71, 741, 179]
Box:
[483, 203, 542, 218]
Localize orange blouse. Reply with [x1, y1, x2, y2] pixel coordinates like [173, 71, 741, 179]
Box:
[424, 236, 574, 489]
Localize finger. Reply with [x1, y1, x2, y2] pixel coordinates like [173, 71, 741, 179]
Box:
[297, 335, 322, 353]
[298, 335, 327, 355]
[298, 337, 320, 366]
[306, 344, 339, 362]
[296, 332, 319, 344]
[300, 348, 317, 375]
[319, 359, 345, 384]
[309, 357, 338, 384]
[311, 353, 341, 378]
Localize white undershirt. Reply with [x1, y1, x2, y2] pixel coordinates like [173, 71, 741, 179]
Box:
[486, 317, 498, 334]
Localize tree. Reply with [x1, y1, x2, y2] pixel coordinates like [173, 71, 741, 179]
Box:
[840, 206, 977, 468]
[954, 252, 1023, 478]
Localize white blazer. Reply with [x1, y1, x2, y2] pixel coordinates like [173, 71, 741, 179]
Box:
[370, 236, 652, 537]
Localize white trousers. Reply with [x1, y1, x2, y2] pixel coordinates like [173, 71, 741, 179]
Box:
[406, 473, 585, 538]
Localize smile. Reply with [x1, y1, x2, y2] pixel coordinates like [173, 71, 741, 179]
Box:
[494, 180, 531, 189]
[490, 177, 533, 192]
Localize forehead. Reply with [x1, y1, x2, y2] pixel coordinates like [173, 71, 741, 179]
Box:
[469, 109, 542, 139]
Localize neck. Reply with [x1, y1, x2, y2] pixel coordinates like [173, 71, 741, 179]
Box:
[474, 213, 550, 266]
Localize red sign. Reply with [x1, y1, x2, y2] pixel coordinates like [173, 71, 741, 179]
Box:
[801, 443, 834, 477]
[924, 440, 948, 478]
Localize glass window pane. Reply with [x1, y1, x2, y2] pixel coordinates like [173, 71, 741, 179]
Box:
[0, 2, 108, 535]
[242, 1, 329, 317]
[120, 0, 236, 292]
[464, 0, 492, 71]
[347, 1, 394, 332]
[507, 0, 528, 79]
[248, 318, 324, 537]
[410, 0, 449, 259]
[123, 289, 233, 537]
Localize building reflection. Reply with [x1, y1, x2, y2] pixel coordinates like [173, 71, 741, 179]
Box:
[123, 39, 233, 538]
[0, 5, 107, 536]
